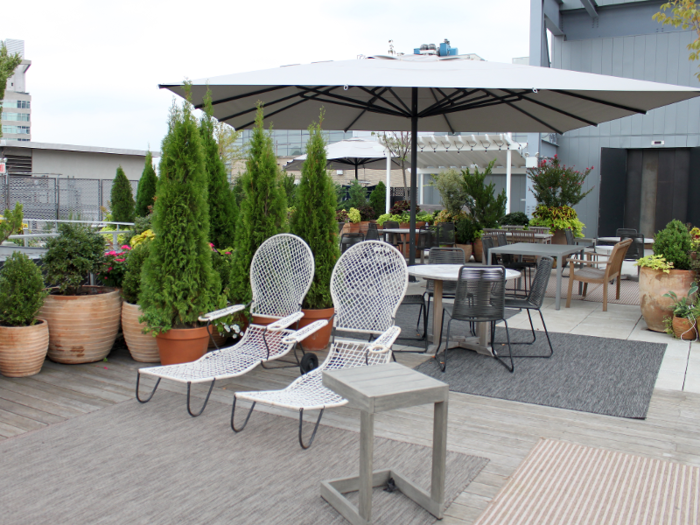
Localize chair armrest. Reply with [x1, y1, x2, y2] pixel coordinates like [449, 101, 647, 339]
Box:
[565, 257, 606, 266]
[367, 325, 402, 353]
[266, 311, 305, 332]
[281, 320, 329, 344]
[198, 304, 246, 322]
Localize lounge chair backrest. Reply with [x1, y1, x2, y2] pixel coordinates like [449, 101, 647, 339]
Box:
[331, 241, 408, 335]
[250, 234, 315, 318]
[605, 238, 633, 280]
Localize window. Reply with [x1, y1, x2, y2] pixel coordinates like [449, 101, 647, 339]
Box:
[0, 100, 30, 109]
[2, 112, 30, 122]
[2, 125, 30, 135]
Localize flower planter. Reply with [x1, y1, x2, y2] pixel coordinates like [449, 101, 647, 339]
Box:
[0, 319, 49, 377]
[551, 229, 567, 245]
[639, 267, 696, 332]
[155, 326, 209, 365]
[455, 243, 473, 262]
[121, 301, 160, 363]
[297, 307, 335, 351]
[342, 223, 361, 234]
[473, 238, 483, 262]
[39, 286, 122, 364]
[672, 316, 697, 340]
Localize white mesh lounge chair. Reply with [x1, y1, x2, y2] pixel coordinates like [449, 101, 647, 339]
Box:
[231, 241, 408, 448]
[135, 234, 327, 417]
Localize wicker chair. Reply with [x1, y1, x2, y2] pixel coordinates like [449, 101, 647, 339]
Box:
[231, 241, 408, 448]
[135, 234, 321, 417]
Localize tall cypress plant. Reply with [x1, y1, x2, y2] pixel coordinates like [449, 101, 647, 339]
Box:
[139, 99, 220, 333]
[290, 115, 339, 310]
[111, 166, 135, 223]
[135, 152, 157, 217]
[201, 90, 237, 249]
[229, 105, 287, 304]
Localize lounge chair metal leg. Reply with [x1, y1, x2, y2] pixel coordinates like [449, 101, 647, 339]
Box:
[493, 320, 514, 373]
[186, 380, 216, 417]
[135, 373, 160, 403]
[299, 408, 324, 450]
[231, 396, 256, 432]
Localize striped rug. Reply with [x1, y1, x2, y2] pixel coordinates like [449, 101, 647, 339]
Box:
[475, 438, 700, 525]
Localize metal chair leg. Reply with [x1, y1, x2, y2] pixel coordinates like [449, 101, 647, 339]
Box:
[231, 396, 256, 432]
[495, 309, 554, 359]
[438, 314, 452, 373]
[186, 380, 216, 417]
[135, 373, 160, 403]
[492, 319, 514, 373]
[299, 408, 324, 449]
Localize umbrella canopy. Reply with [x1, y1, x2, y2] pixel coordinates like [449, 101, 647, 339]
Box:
[161, 54, 700, 262]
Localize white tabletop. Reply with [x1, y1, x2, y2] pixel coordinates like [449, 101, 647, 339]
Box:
[407, 263, 521, 281]
[598, 236, 654, 244]
[381, 228, 431, 234]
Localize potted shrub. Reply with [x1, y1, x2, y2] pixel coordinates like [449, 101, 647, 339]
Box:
[39, 222, 122, 364]
[637, 220, 695, 332]
[502, 211, 530, 227]
[357, 204, 376, 235]
[290, 115, 340, 351]
[345, 207, 362, 234]
[529, 205, 585, 243]
[663, 282, 698, 340]
[0, 252, 49, 377]
[455, 217, 480, 261]
[139, 96, 221, 365]
[369, 181, 387, 216]
[336, 209, 349, 233]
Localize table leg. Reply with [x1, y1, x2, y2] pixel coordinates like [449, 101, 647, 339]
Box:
[431, 400, 448, 518]
[359, 411, 374, 522]
[431, 280, 444, 349]
[555, 254, 563, 310]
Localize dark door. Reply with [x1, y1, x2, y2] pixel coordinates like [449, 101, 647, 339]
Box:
[598, 148, 627, 237]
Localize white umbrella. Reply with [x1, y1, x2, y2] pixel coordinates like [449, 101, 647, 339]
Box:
[162, 54, 700, 262]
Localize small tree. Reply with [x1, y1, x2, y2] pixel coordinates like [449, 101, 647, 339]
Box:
[215, 121, 243, 178]
[376, 131, 410, 195]
[432, 169, 467, 216]
[281, 171, 297, 207]
[0, 44, 22, 138]
[229, 105, 288, 304]
[369, 181, 387, 216]
[461, 160, 506, 229]
[290, 115, 340, 310]
[654, 1, 700, 80]
[346, 179, 368, 209]
[201, 90, 237, 249]
[110, 166, 135, 223]
[527, 155, 593, 208]
[135, 151, 157, 217]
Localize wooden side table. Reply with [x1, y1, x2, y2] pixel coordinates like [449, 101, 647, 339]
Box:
[321, 363, 449, 525]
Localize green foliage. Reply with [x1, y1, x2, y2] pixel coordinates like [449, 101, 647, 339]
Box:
[0, 43, 22, 138]
[229, 104, 288, 305]
[334, 182, 346, 210]
[42, 223, 106, 295]
[635, 254, 674, 273]
[653, 220, 693, 270]
[369, 181, 387, 216]
[664, 281, 698, 318]
[432, 169, 467, 216]
[110, 166, 136, 223]
[529, 205, 585, 237]
[455, 217, 480, 244]
[135, 152, 158, 217]
[654, 1, 700, 80]
[357, 205, 376, 221]
[139, 98, 221, 333]
[347, 208, 361, 223]
[502, 211, 530, 226]
[461, 160, 506, 229]
[121, 241, 151, 304]
[281, 171, 297, 207]
[290, 115, 340, 310]
[0, 203, 24, 244]
[527, 155, 594, 207]
[0, 252, 47, 327]
[346, 179, 368, 209]
[336, 209, 349, 222]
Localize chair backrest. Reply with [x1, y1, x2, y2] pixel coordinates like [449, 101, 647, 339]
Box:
[382, 221, 400, 244]
[437, 222, 456, 245]
[340, 233, 364, 253]
[481, 236, 494, 264]
[331, 241, 408, 335]
[250, 234, 315, 318]
[604, 238, 633, 279]
[529, 227, 550, 234]
[383, 221, 399, 229]
[452, 266, 506, 322]
[426, 247, 465, 294]
[616, 228, 637, 238]
[496, 232, 507, 247]
[565, 228, 574, 245]
[526, 256, 553, 308]
[620, 232, 644, 260]
[511, 230, 536, 244]
[416, 223, 435, 249]
[365, 222, 380, 241]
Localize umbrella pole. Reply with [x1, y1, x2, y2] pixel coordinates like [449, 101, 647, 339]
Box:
[355, 164, 358, 180]
[409, 87, 418, 266]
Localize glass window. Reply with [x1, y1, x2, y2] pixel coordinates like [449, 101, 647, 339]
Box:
[2, 125, 30, 134]
[2, 112, 30, 122]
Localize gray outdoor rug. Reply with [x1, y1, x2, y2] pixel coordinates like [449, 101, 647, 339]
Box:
[413, 328, 666, 420]
[0, 393, 487, 525]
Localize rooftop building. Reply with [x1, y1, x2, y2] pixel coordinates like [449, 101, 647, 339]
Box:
[1, 39, 31, 142]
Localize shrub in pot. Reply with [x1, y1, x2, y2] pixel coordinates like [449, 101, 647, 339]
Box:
[0, 252, 49, 377]
[455, 217, 480, 261]
[462, 160, 506, 230]
[663, 282, 698, 340]
[39, 222, 122, 364]
[502, 211, 530, 227]
[369, 181, 387, 216]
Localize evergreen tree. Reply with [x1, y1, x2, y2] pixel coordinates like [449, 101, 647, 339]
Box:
[201, 90, 237, 249]
[139, 99, 220, 332]
[229, 105, 287, 304]
[135, 151, 157, 217]
[290, 115, 339, 310]
[369, 181, 387, 216]
[347, 179, 368, 209]
[110, 166, 135, 223]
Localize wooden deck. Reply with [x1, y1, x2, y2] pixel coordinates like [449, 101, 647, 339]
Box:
[1, 340, 700, 524]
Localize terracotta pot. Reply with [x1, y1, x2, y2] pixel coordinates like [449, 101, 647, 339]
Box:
[121, 302, 160, 363]
[155, 326, 209, 365]
[672, 316, 697, 340]
[342, 223, 361, 234]
[473, 238, 483, 262]
[39, 286, 122, 364]
[455, 243, 473, 262]
[297, 307, 335, 351]
[251, 315, 277, 327]
[551, 229, 567, 245]
[0, 319, 49, 377]
[639, 267, 697, 332]
[207, 325, 230, 349]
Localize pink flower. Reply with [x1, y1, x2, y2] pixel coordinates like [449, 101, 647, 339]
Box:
[114, 258, 125, 262]
[121, 245, 131, 250]
[107, 267, 113, 271]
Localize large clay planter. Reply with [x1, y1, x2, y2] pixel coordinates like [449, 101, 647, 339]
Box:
[455, 243, 473, 262]
[672, 317, 697, 340]
[121, 301, 160, 363]
[0, 319, 49, 377]
[639, 267, 696, 332]
[473, 238, 483, 262]
[297, 307, 335, 351]
[155, 326, 209, 365]
[551, 229, 567, 245]
[342, 223, 361, 234]
[39, 286, 122, 364]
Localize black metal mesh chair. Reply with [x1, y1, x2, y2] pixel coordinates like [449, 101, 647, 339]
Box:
[616, 228, 637, 238]
[382, 220, 401, 250]
[339, 232, 364, 253]
[365, 222, 380, 241]
[435, 265, 513, 373]
[481, 236, 495, 264]
[436, 222, 456, 247]
[424, 247, 465, 323]
[495, 231, 530, 296]
[416, 223, 435, 264]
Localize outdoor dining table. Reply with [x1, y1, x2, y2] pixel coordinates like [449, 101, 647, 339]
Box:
[407, 263, 521, 357]
[488, 243, 586, 310]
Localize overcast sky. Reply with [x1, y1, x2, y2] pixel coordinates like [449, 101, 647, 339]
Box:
[3, 0, 531, 152]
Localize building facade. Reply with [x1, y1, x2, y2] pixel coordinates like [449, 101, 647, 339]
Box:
[1, 39, 31, 142]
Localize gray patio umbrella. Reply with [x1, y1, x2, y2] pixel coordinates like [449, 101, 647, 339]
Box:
[161, 54, 700, 263]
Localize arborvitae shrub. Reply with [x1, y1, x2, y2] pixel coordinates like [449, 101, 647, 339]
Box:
[111, 166, 135, 223]
[135, 152, 157, 217]
[369, 181, 387, 216]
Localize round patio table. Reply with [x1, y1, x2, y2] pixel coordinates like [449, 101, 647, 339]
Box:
[407, 264, 521, 356]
